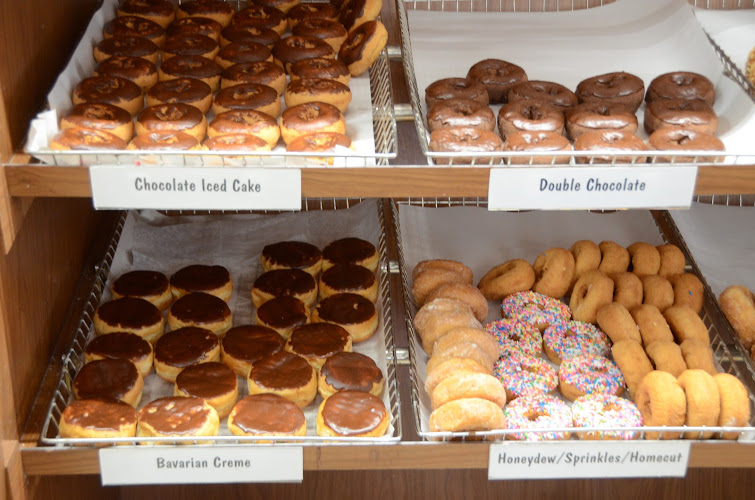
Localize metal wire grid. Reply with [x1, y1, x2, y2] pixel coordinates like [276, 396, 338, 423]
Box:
[40, 201, 402, 446]
[397, 0, 755, 166]
[390, 198, 755, 442]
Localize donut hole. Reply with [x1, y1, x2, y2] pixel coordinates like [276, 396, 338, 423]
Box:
[603, 402, 621, 413]
[526, 410, 548, 422]
[521, 106, 544, 121]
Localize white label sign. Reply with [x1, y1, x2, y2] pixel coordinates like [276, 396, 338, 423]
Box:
[488, 441, 690, 480]
[99, 446, 303, 485]
[488, 166, 697, 210]
[90, 166, 301, 211]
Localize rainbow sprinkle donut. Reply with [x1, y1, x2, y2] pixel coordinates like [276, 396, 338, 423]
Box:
[501, 291, 571, 331]
[504, 394, 572, 441]
[542, 320, 611, 364]
[571, 394, 642, 440]
[558, 354, 625, 401]
[494, 349, 557, 401]
[485, 318, 542, 357]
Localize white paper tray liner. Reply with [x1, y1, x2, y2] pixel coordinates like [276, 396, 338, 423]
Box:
[98, 200, 394, 439]
[406, 0, 755, 161]
[694, 7, 755, 87]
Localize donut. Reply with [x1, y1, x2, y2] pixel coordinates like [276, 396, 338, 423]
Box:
[153, 326, 220, 382]
[254, 295, 309, 339]
[571, 394, 643, 440]
[170, 264, 233, 302]
[247, 351, 317, 408]
[287, 3, 338, 28]
[413, 268, 467, 307]
[630, 304, 674, 347]
[634, 370, 687, 439]
[316, 390, 389, 437]
[413, 259, 472, 284]
[127, 131, 201, 151]
[576, 71, 645, 112]
[504, 394, 572, 441]
[279, 101, 346, 145]
[260, 241, 321, 277]
[93, 297, 164, 343]
[641, 275, 674, 312]
[719, 285, 755, 349]
[542, 320, 610, 364]
[338, 0, 382, 32]
[137, 396, 219, 441]
[428, 126, 503, 165]
[135, 103, 208, 143]
[502, 131, 572, 165]
[208, 109, 280, 148]
[318, 351, 384, 399]
[627, 242, 661, 277]
[598, 241, 630, 275]
[286, 132, 353, 157]
[573, 130, 648, 164]
[466, 59, 527, 104]
[657, 244, 686, 278]
[493, 350, 557, 401]
[676, 369, 721, 439]
[611, 339, 654, 398]
[713, 373, 751, 439]
[105, 15, 165, 47]
[213, 83, 281, 117]
[319, 263, 377, 303]
[117, 0, 176, 28]
[595, 302, 642, 344]
[558, 354, 625, 401]
[203, 134, 271, 154]
[159, 54, 222, 91]
[570, 270, 614, 324]
[610, 272, 643, 310]
[323, 237, 378, 272]
[84, 331, 154, 377]
[430, 371, 507, 411]
[284, 78, 352, 113]
[94, 35, 159, 65]
[292, 19, 348, 53]
[227, 394, 306, 437]
[72, 75, 143, 116]
[286, 322, 352, 370]
[163, 33, 219, 60]
[645, 71, 716, 106]
[166, 16, 223, 42]
[507, 80, 578, 110]
[485, 319, 542, 357]
[569, 240, 601, 290]
[251, 268, 318, 308]
[232, 5, 288, 36]
[663, 305, 709, 344]
[565, 102, 638, 141]
[477, 259, 535, 301]
[73, 358, 143, 407]
[221, 24, 281, 48]
[167, 292, 233, 337]
[59, 398, 138, 440]
[221, 61, 287, 94]
[253, 0, 299, 15]
[220, 324, 285, 377]
[532, 248, 575, 299]
[679, 338, 717, 375]
[60, 103, 134, 144]
[428, 339, 496, 375]
[497, 100, 564, 140]
[419, 282, 486, 322]
[645, 341, 687, 377]
[643, 98, 718, 135]
[177, 0, 235, 27]
[427, 98, 495, 132]
[174, 361, 239, 418]
[272, 35, 334, 73]
[432, 326, 500, 363]
[501, 291, 571, 332]
[146, 78, 213, 114]
[425, 78, 489, 110]
[648, 128, 725, 163]
[669, 273, 705, 314]
[414, 297, 479, 344]
[428, 397, 505, 433]
[312, 292, 378, 343]
[424, 357, 491, 396]
[290, 57, 350, 86]
[215, 41, 274, 69]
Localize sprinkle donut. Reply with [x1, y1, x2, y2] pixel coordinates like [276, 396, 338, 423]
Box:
[493, 350, 557, 401]
[571, 394, 643, 440]
[485, 319, 542, 357]
[503, 394, 572, 441]
[542, 320, 610, 364]
[557, 354, 625, 401]
[501, 291, 571, 331]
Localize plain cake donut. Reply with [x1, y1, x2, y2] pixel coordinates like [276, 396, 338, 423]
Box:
[569, 270, 614, 324]
[477, 259, 535, 301]
[532, 247, 575, 299]
[634, 370, 687, 439]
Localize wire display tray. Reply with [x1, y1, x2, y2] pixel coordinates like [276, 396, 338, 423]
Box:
[40, 200, 402, 446]
[391, 198, 755, 441]
[396, 0, 755, 166]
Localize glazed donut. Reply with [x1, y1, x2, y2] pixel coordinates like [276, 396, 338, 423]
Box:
[427, 98, 495, 132]
[412, 268, 468, 307]
[644, 98, 718, 135]
[645, 341, 687, 377]
[663, 305, 709, 344]
[598, 241, 630, 275]
[466, 59, 527, 104]
[502, 131, 572, 165]
[426, 282, 488, 322]
[611, 339, 653, 398]
[424, 357, 491, 395]
[532, 247, 575, 299]
[208, 110, 280, 148]
[477, 259, 535, 301]
[72, 76, 143, 116]
[500, 290, 571, 332]
[627, 242, 661, 277]
[569, 270, 614, 324]
[221, 24, 281, 48]
[428, 340, 496, 375]
[504, 394, 572, 441]
[432, 326, 499, 363]
[430, 372, 507, 410]
[146, 77, 213, 114]
[679, 338, 717, 376]
[719, 285, 755, 349]
[507, 80, 578, 110]
[631, 304, 674, 347]
[135, 103, 208, 143]
[413, 259, 473, 285]
[558, 354, 625, 401]
[284, 78, 352, 113]
[576, 71, 645, 112]
[117, 0, 175, 29]
[569, 240, 601, 290]
[657, 244, 686, 278]
[668, 273, 704, 314]
[105, 15, 165, 47]
[414, 298, 482, 354]
[290, 57, 350, 86]
[287, 3, 338, 28]
[232, 5, 288, 36]
[163, 34, 219, 60]
[497, 100, 564, 140]
[645, 71, 716, 106]
[565, 102, 638, 141]
[611, 272, 643, 310]
[542, 320, 610, 364]
[272, 35, 334, 72]
[571, 394, 643, 440]
[428, 397, 505, 433]
[425, 78, 489, 110]
[338, 0, 382, 32]
[494, 350, 557, 401]
[94, 35, 159, 65]
[677, 369, 720, 439]
[177, 0, 234, 27]
[292, 19, 348, 53]
[61, 103, 134, 143]
[166, 16, 223, 42]
[713, 373, 751, 439]
[428, 126, 503, 165]
[221, 61, 287, 94]
[280, 102, 345, 145]
[641, 275, 674, 312]
[127, 131, 201, 150]
[215, 41, 274, 70]
[213, 83, 281, 117]
[159, 54, 222, 92]
[595, 302, 642, 344]
[634, 370, 687, 439]
[485, 319, 542, 357]
[648, 128, 725, 163]
[574, 130, 648, 164]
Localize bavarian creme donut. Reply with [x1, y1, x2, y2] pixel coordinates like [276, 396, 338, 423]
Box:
[49, 127, 128, 151]
[627, 241, 661, 276]
[203, 134, 271, 153]
[316, 390, 389, 437]
[146, 78, 213, 114]
[117, 0, 176, 29]
[501, 290, 571, 332]
[645, 71, 716, 106]
[413, 259, 473, 285]
[466, 59, 527, 104]
[215, 41, 274, 69]
[680, 338, 717, 376]
[162, 33, 219, 60]
[428, 397, 505, 433]
[504, 394, 572, 441]
[72, 76, 143, 116]
[533, 247, 576, 299]
[93, 297, 164, 343]
[135, 103, 208, 143]
[153, 326, 220, 382]
[595, 302, 642, 344]
[573, 130, 648, 164]
[59, 398, 139, 440]
[61, 103, 134, 142]
[323, 237, 378, 272]
[254, 295, 309, 339]
[428, 126, 503, 165]
[507, 80, 578, 110]
[279, 101, 346, 145]
[425, 282, 487, 322]
[611, 339, 653, 399]
[318, 351, 384, 399]
[137, 396, 219, 441]
[290, 57, 350, 86]
[112, 270, 172, 311]
[565, 102, 638, 141]
[543, 320, 611, 365]
[105, 15, 166, 47]
[643, 98, 718, 135]
[158, 54, 223, 92]
[430, 372, 507, 410]
[284, 78, 352, 113]
[221, 24, 281, 47]
[634, 370, 687, 439]
[497, 99, 564, 140]
[222, 61, 286, 94]
[220, 324, 285, 377]
[73, 358, 143, 407]
[319, 263, 377, 303]
[261, 240, 323, 276]
[645, 341, 686, 377]
[313, 292, 378, 343]
[485, 318, 542, 357]
[170, 264, 233, 302]
[657, 243, 686, 278]
[570, 240, 601, 290]
[247, 350, 317, 408]
[432, 326, 500, 363]
[663, 305, 709, 344]
[427, 98, 495, 133]
[502, 131, 572, 165]
[477, 259, 536, 301]
[677, 369, 720, 439]
[227, 394, 306, 437]
[558, 354, 625, 401]
[273, 35, 334, 72]
[213, 83, 281, 117]
[571, 394, 643, 440]
[288, 3, 339, 28]
[209, 109, 280, 148]
[251, 268, 318, 308]
[94, 35, 159, 65]
[713, 373, 751, 439]
[174, 361, 239, 418]
[631, 304, 674, 347]
[412, 268, 468, 307]
[232, 5, 288, 36]
[575, 71, 645, 112]
[641, 275, 674, 312]
[648, 128, 724, 163]
[167, 292, 233, 337]
[425, 78, 489, 110]
[177, 0, 235, 27]
[337, 20, 387, 77]
[292, 19, 347, 54]
[286, 322, 352, 370]
[166, 16, 223, 42]
[494, 350, 557, 401]
[598, 241, 630, 275]
[719, 285, 755, 350]
[84, 331, 154, 377]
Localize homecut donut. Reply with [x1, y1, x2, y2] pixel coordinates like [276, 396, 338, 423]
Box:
[504, 394, 572, 441]
[645, 341, 687, 377]
[501, 290, 571, 332]
[677, 369, 720, 439]
[631, 304, 674, 347]
[719, 285, 755, 349]
[477, 259, 535, 301]
[627, 242, 661, 277]
[565, 102, 638, 141]
[634, 370, 687, 439]
[569, 240, 601, 290]
[611, 339, 653, 398]
[427, 98, 495, 132]
[645, 71, 716, 106]
[641, 275, 674, 312]
[466, 59, 527, 104]
[713, 373, 751, 439]
[532, 248, 575, 299]
[576, 71, 645, 112]
[494, 351, 557, 401]
[669, 273, 705, 314]
[680, 338, 717, 375]
[657, 244, 686, 278]
[430, 372, 507, 410]
[598, 241, 630, 275]
[425, 282, 488, 322]
[611, 272, 643, 310]
[595, 302, 642, 344]
[570, 270, 614, 324]
[557, 354, 625, 401]
[428, 397, 505, 433]
[663, 305, 709, 343]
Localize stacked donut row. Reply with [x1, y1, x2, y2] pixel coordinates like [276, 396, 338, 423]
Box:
[49, 0, 388, 155]
[425, 59, 725, 164]
[720, 285, 755, 361]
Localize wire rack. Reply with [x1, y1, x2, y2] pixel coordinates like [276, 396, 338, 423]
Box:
[40, 200, 402, 446]
[391, 198, 755, 441]
[396, 0, 755, 166]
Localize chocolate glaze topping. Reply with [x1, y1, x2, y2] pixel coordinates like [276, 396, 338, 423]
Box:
[170, 292, 230, 323]
[256, 296, 308, 329]
[231, 394, 305, 434]
[85, 332, 153, 361]
[96, 55, 156, 81]
[175, 362, 237, 399]
[62, 398, 138, 431]
[288, 323, 350, 357]
[105, 16, 164, 40]
[221, 325, 284, 362]
[130, 131, 199, 150]
[214, 83, 278, 108]
[163, 34, 218, 57]
[315, 293, 375, 325]
[232, 5, 286, 30]
[74, 76, 142, 103]
[63, 103, 132, 131]
[97, 35, 158, 59]
[321, 351, 383, 392]
[262, 241, 322, 269]
[161, 55, 222, 79]
[155, 326, 219, 367]
[148, 78, 212, 103]
[338, 20, 377, 64]
[222, 25, 280, 46]
[166, 17, 223, 39]
[253, 268, 316, 297]
[321, 390, 387, 436]
[217, 41, 272, 65]
[171, 265, 230, 293]
[322, 237, 376, 265]
[250, 351, 313, 390]
[321, 264, 375, 292]
[139, 103, 204, 128]
[52, 128, 128, 150]
[74, 359, 139, 400]
[118, 0, 175, 18]
[139, 396, 213, 435]
[97, 297, 162, 329]
[113, 270, 169, 297]
[178, 0, 234, 17]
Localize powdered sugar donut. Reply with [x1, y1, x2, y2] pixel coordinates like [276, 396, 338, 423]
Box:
[504, 394, 572, 441]
[542, 320, 611, 364]
[494, 349, 557, 401]
[558, 354, 625, 401]
[571, 394, 642, 440]
[485, 319, 542, 357]
[501, 290, 571, 331]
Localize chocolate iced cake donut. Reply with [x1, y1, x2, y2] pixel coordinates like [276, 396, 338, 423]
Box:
[313, 292, 378, 343]
[73, 358, 143, 407]
[232, 5, 288, 36]
[338, 0, 381, 32]
[84, 331, 154, 377]
[111, 270, 172, 310]
[49, 127, 127, 151]
[565, 102, 638, 140]
[508, 80, 578, 110]
[466, 59, 528, 104]
[213, 83, 281, 116]
[273, 35, 334, 72]
[503, 131, 572, 165]
[319, 263, 377, 302]
[59, 398, 139, 439]
[292, 19, 347, 53]
[286, 322, 352, 370]
[316, 390, 389, 437]
[426, 98, 495, 132]
[117, 0, 176, 28]
[428, 126, 503, 165]
[497, 99, 564, 139]
[95, 55, 158, 91]
[208, 109, 281, 148]
[174, 361, 238, 418]
[170, 264, 233, 302]
[221, 61, 286, 94]
[288, 2, 338, 28]
[162, 33, 219, 60]
[290, 58, 350, 86]
[166, 16, 223, 42]
[127, 131, 201, 150]
[203, 134, 271, 152]
[135, 103, 208, 142]
[643, 98, 718, 135]
[105, 15, 165, 47]
[322, 237, 378, 272]
[221, 324, 285, 376]
[576, 72, 645, 112]
[318, 351, 384, 399]
[279, 101, 346, 145]
[60, 103, 134, 142]
[159, 54, 223, 91]
[72, 75, 143, 116]
[221, 24, 281, 47]
[574, 130, 648, 164]
[425, 77, 489, 110]
[215, 41, 273, 69]
[177, 0, 235, 27]
[646, 71, 716, 106]
[137, 396, 219, 440]
[247, 351, 318, 408]
[227, 394, 306, 437]
[146, 78, 213, 114]
[251, 268, 318, 308]
[93, 297, 164, 343]
[94, 35, 159, 64]
[284, 78, 352, 113]
[254, 0, 300, 15]
[153, 326, 220, 382]
[261, 240, 323, 276]
[167, 292, 233, 337]
[254, 295, 310, 339]
[286, 132, 353, 155]
[648, 127, 725, 163]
